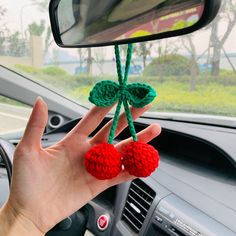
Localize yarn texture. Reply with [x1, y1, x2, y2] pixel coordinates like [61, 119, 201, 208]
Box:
[85, 44, 160, 179]
[122, 141, 160, 177]
[85, 143, 121, 180]
[89, 80, 156, 108]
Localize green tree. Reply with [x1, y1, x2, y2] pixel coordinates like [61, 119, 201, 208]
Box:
[0, 6, 6, 20]
[209, 0, 236, 76]
[44, 26, 52, 55]
[28, 20, 45, 36]
[77, 48, 87, 72]
[27, 19, 53, 57]
[0, 5, 29, 57]
[182, 35, 198, 91]
[86, 48, 93, 74]
[143, 54, 192, 77]
[133, 42, 153, 68]
[94, 48, 106, 74]
[0, 6, 7, 54]
[0, 31, 5, 53]
[29, 1, 52, 56]
[8, 31, 27, 57]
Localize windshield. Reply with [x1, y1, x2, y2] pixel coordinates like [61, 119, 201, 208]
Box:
[1, 0, 236, 122]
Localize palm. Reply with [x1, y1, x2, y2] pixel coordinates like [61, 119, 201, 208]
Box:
[9, 98, 161, 233]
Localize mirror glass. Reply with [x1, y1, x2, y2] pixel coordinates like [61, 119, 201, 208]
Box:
[55, 0, 205, 46]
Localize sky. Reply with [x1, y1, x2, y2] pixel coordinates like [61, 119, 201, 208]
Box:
[1, 0, 236, 59]
[0, 0, 48, 36]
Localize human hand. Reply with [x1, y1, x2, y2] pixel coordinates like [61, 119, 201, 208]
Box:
[1, 97, 161, 235]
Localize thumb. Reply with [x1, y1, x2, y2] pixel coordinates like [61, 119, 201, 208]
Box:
[21, 97, 48, 149]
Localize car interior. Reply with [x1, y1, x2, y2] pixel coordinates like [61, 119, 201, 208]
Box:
[0, 0, 236, 235]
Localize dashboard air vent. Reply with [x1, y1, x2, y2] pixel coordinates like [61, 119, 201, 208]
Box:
[122, 179, 156, 233]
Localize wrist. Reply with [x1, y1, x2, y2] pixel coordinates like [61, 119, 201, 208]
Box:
[0, 202, 44, 236]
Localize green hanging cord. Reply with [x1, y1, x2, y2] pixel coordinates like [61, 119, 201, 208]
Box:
[89, 44, 157, 143]
[123, 44, 133, 84]
[114, 45, 123, 85]
[108, 99, 123, 144]
[108, 44, 137, 144]
[122, 44, 137, 141]
[107, 44, 126, 144]
[123, 99, 137, 141]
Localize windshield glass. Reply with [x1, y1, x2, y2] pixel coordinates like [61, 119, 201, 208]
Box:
[1, 0, 236, 121]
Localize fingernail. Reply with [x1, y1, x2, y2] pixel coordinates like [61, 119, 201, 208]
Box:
[36, 96, 42, 101]
[34, 96, 44, 106]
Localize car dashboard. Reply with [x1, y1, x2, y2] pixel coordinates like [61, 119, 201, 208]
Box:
[1, 117, 236, 236]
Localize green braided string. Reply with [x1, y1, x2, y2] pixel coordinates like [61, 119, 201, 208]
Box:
[122, 44, 137, 141]
[108, 44, 128, 143]
[123, 98, 137, 141]
[108, 44, 137, 143]
[124, 44, 133, 84]
[108, 99, 123, 144]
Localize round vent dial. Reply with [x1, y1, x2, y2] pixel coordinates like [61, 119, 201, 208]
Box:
[48, 114, 64, 129]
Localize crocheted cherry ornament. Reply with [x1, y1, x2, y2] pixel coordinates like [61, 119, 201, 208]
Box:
[84, 44, 160, 180]
[122, 141, 160, 177]
[85, 143, 121, 180]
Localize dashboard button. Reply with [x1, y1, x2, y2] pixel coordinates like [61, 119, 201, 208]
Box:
[97, 215, 109, 231]
[155, 215, 163, 223]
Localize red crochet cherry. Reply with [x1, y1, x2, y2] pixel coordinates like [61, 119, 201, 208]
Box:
[85, 143, 122, 180]
[122, 141, 160, 177]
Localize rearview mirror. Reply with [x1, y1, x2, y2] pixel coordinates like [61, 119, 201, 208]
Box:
[49, 0, 221, 48]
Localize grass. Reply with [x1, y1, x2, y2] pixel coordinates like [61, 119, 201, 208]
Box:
[8, 64, 236, 117]
[152, 82, 236, 116]
[68, 81, 236, 117]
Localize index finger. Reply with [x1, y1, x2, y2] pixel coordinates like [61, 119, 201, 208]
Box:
[66, 105, 114, 139]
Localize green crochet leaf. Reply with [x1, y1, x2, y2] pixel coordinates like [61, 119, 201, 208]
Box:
[127, 83, 157, 108]
[89, 80, 119, 107]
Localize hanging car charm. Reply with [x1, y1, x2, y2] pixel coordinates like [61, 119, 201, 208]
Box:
[85, 44, 160, 180]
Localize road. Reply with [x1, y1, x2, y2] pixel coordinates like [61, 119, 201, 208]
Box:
[0, 103, 31, 135]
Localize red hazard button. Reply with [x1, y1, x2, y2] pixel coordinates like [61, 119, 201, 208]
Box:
[97, 215, 109, 231]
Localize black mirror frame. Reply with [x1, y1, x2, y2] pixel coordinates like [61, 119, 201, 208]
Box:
[49, 0, 221, 48]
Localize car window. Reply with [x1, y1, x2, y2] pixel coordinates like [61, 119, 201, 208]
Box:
[0, 0, 236, 121]
[0, 95, 32, 136]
